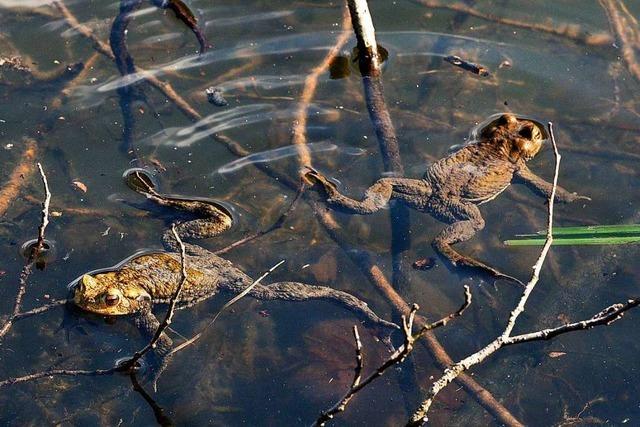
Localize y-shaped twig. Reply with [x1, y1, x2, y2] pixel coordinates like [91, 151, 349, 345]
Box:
[0, 163, 51, 339]
[314, 285, 471, 426]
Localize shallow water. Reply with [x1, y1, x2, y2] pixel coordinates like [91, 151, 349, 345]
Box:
[1, 0, 639, 425]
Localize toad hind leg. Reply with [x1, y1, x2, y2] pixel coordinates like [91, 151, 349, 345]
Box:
[303, 167, 431, 214]
[431, 200, 523, 286]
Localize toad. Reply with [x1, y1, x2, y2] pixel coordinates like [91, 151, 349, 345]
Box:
[304, 113, 589, 284]
[72, 169, 397, 371]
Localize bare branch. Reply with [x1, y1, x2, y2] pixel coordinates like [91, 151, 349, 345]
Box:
[315, 286, 471, 426]
[0, 367, 117, 388]
[506, 298, 640, 345]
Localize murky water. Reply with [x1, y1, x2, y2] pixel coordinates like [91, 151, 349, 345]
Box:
[1, 0, 639, 425]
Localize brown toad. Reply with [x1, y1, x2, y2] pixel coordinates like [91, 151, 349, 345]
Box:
[304, 113, 589, 283]
[72, 169, 397, 368]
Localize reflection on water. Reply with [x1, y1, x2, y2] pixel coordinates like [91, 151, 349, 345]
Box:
[1, 0, 639, 425]
[217, 140, 365, 174]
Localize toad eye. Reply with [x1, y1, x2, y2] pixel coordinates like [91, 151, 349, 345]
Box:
[103, 293, 120, 306]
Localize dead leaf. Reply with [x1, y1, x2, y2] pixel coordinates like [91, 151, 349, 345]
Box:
[71, 180, 88, 193]
[309, 251, 338, 283]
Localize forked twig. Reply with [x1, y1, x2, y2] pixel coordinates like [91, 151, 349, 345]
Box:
[314, 286, 471, 426]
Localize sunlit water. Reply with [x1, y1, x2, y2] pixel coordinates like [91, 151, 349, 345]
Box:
[1, 0, 639, 425]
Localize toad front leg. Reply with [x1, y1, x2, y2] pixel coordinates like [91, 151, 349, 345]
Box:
[303, 167, 432, 213]
[515, 166, 590, 203]
[429, 197, 523, 286]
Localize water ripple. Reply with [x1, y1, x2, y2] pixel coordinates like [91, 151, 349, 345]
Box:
[217, 141, 366, 174]
[205, 10, 294, 28]
[142, 103, 338, 148]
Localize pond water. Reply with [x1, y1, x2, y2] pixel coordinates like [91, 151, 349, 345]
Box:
[1, 0, 639, 425]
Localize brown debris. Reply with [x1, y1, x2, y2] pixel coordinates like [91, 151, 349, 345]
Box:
[444, 55, 490, 77]
[71, 180, 88, 193]
[412, 257, 436, 271]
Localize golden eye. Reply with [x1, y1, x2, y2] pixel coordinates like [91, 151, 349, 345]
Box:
[104, 293, 120, 306]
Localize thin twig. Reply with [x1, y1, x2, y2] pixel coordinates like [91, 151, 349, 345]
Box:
[168, 259, 286, 356]
[34, 163, 52, 256]
[506, 298, 640, 345]
[121, 224, 188, 369]
[315, 286, 471, 426]
[129, 372, 174, 426]
[0, 367, 118, 388]
[0, 163, 51, 340]
[13, 299, 69, 320]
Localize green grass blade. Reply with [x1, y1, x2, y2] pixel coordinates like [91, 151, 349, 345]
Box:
[504, 236, 640, 246]
[533, 224, 640, 236]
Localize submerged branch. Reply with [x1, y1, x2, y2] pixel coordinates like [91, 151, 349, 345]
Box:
[414, 0, 614, 46]
[0, 138, 37, 217]
[347, 0, 411, 298]
[599, 0, 640, 83]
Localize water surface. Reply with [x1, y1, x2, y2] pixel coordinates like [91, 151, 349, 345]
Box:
[1, 1, 639, 425]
